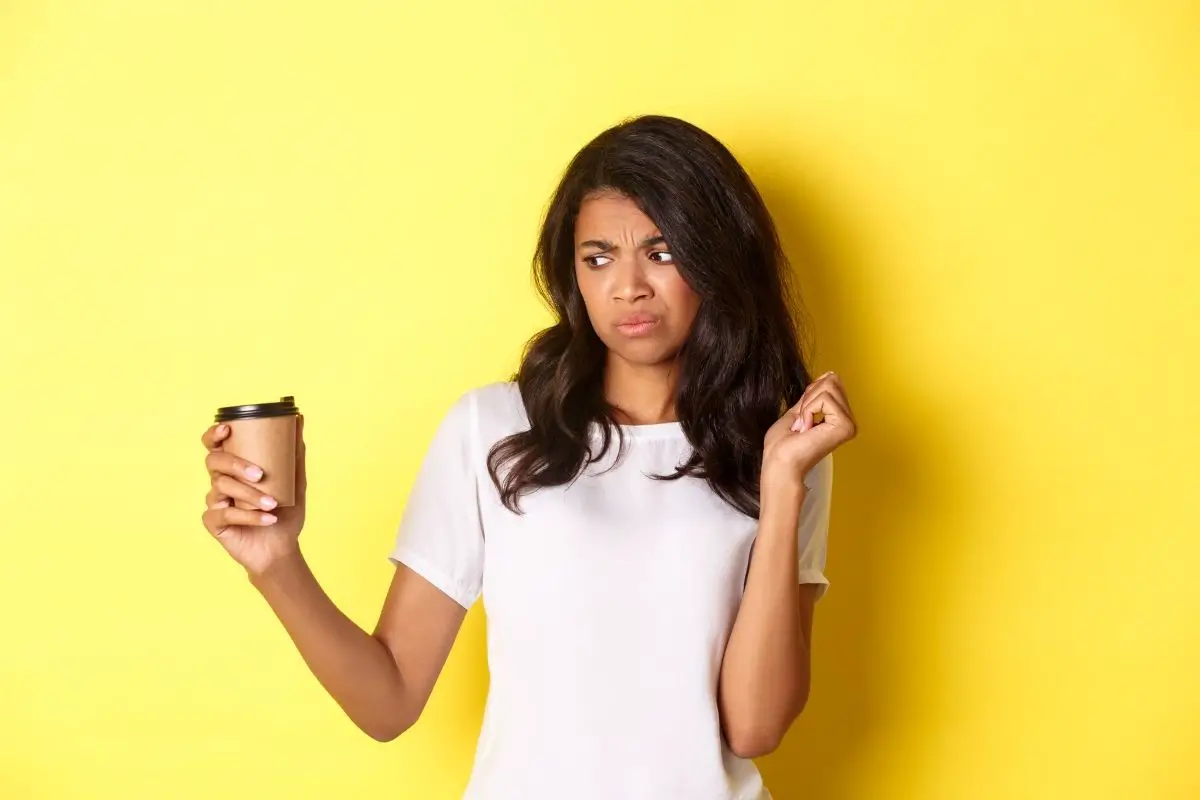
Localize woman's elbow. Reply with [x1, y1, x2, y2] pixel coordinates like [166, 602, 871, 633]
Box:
[360, 708, 420, 743]
[725, 698, 809, 758]
[365, 724, 404, 743]
[726, 725, 785, 759]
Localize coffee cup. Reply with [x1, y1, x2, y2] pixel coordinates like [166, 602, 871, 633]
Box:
[214, 396, 299, 510]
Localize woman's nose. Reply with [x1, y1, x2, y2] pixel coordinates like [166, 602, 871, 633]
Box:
[611, 260, 652, 302]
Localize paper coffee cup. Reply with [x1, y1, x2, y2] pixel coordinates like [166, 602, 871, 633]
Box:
[214, 396, 299, 510]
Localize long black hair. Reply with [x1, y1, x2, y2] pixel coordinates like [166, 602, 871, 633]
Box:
[487, 114, 813, 518]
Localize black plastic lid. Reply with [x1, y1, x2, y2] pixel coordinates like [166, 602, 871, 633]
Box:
[215, 396, 299, 422]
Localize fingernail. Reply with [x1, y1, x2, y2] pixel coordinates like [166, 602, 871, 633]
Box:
[791, 418, 803, 432]
[214, 499, 229, 509]
[261, 514, 277, 525]
[246, 466, 263, 481]
[217, 424, 228, 435]
[259, 496, 277, 510]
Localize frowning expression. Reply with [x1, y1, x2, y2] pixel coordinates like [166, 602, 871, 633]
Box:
[574, 191, 701, 366]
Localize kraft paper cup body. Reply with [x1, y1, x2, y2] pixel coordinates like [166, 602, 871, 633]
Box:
[214, 397, 299, 511]
[224, 415, 297, 509]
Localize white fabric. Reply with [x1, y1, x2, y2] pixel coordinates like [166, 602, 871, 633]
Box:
[390, 382, 832, 800]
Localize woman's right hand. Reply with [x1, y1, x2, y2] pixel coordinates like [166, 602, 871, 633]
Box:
[200, 417, 307, 577]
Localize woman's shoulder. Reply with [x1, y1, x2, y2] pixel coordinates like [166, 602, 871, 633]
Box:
[460, 380, 522, 415]
[456, 381, 528, 439]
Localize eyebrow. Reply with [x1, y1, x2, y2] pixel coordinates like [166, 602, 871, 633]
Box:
[577, 235, 667, 252]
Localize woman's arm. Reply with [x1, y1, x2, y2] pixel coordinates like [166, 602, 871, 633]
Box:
[717, 483, 817, 759]
[202, 398, 478, 743]
[251, 555, 467, 742]
[718, 370, 856, 758]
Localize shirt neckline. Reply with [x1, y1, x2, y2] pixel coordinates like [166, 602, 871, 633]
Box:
[599, 420, 685, 439]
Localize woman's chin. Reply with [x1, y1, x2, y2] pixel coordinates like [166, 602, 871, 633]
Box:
[606, 342, 683, 369]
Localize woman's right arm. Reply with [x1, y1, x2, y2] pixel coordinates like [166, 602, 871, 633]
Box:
[200, 421, 467, 742]
[251, 555, 467, 741]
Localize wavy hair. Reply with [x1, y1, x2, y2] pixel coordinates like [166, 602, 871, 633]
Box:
[487, 115, 813, 518]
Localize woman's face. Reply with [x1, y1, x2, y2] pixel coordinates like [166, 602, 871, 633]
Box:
[573, 191, 701, 367]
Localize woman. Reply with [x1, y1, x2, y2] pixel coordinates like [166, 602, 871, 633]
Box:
[200, 114, 857, 799]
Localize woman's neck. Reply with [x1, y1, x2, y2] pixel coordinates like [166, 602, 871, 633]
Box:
[603, 354, 680, 426]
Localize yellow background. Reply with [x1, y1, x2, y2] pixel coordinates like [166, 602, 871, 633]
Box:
[1, 1, 1197, 797]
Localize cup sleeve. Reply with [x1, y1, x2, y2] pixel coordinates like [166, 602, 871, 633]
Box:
[388, 391, 485, 609]
[797, 453, 834, 600]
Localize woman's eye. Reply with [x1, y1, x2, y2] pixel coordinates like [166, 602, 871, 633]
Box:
[584, 254, 613, 268]
[649, 250, 674, 264]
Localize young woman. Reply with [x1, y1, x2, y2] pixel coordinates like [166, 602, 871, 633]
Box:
[200, 115, 857, 799]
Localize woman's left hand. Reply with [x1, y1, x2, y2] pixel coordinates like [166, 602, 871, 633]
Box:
[762, 370, 858, 493]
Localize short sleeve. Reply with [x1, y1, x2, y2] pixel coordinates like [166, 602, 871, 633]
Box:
[797, 453, 833, 600]
[388, 390, 485, 609]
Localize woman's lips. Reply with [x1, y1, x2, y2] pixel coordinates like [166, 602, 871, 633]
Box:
[617, 320, 658, 336]
[615, 313, 660, 337]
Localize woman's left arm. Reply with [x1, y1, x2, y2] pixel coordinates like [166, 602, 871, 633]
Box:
[718, 371, 857, 759]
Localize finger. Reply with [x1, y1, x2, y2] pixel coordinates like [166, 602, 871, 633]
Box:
[790, 407, 808, 433]
[811, 370, 835, 387]
[801, 375, 851, 420]
[792, 390, 844, 432]
[212, 474, 279, 511]
[203, 505, 278, 536]
[819, 374, 852, 416]
[790, 370, 836, 414]
[809, 386, 848, 423]
[799, 392, 857, 440]
[201, 423, 230, 452]
[205, 449, 265, 483]
[790, 384, 828, 431]
[205, 488, 231, 509]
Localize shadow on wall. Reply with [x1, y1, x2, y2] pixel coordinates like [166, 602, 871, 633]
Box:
[748, 149, 934, 799]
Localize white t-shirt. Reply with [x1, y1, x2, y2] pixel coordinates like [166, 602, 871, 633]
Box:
[390, 382, 832, 800]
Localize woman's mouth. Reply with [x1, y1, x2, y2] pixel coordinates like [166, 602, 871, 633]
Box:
[615, 313, 660, 337]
